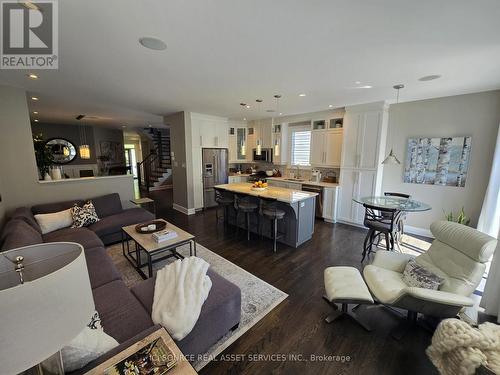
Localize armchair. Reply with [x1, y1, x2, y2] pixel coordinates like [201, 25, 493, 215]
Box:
[363, 221, 497, 323]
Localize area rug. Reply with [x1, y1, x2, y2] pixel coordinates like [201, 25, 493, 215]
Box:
[106, 242, 288, 371]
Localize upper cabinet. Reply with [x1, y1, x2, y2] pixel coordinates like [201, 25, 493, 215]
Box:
[341, 103, 388, 170]
[191, 113, 229, 149]
[310, 129, 343, 167]
[228, 123, 247, 163]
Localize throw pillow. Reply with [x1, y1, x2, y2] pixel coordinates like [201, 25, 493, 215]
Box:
[71, 201, 100, 228]
[44, 311, 119, 373]
[34, 208, 73, 234]
[402, 259, 444, 290]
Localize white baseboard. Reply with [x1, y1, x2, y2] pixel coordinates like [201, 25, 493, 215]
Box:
[172, 203, 196, 215]
[405, 225, 433, 238]
[336, 219, 366, 229]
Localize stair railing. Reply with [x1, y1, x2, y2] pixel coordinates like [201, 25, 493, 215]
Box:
[137, 129, 171, 191]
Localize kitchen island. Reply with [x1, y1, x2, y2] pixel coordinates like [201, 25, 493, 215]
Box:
[214, 183, 317, 248]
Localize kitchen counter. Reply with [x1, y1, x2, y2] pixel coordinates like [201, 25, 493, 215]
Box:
[228, 173, 252, 177]
[214, 183, 318, 204]
[266, 177, 339, 188]
[214, 183, 316, 247]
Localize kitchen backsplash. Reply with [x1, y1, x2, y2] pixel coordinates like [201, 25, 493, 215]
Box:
[229, 162, 339, 182]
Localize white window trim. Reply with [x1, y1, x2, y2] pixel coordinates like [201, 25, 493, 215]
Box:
[287, 124, 312, 169]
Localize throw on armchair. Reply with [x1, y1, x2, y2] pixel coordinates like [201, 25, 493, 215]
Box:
[363, 221, 497, 321]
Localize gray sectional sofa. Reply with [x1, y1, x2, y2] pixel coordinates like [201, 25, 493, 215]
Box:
[0, 193, 242, 373]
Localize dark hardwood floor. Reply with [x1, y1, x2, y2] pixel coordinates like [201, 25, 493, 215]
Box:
[149, 189, 437, 375]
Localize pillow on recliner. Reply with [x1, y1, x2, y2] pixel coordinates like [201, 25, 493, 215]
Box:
[402, 259, 444, 290]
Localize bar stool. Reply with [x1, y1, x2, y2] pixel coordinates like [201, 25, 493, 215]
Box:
[234, 195, 258, 240]
[259, 198, 286, 252]
[215, 188, 234, 228]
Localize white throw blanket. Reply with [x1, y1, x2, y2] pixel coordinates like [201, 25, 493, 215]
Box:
[427, 318, 500, 375]
[152, 257, 212, 340]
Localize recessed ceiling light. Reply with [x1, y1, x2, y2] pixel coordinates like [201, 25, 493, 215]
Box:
[34, 119, 39, 122]
[355, 81, 361, 85]
[27, 73, 38, 80]
[122, 125, 127, 128]
[31, 96, 38, 101]
[243, 117, 247, 121]
[245, 105, 250, 109]
[139, 37, 167, 51]
[148, 124, 152, 128]
[328, 105, 333, 108]
[299, 93, 306, 97]
[352, 85, 372, 89]
[419, 75, 441, 81]
[33, 111, 38, 114]
[279, 112, 283, 116]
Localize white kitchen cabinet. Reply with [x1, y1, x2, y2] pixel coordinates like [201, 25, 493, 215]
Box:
[310, 129, 343, 167]
[337, 102, 388, 226]
[341, 108, 386, 169]
[338, 168, 377, 225]
[267, 179, 288, 188]
[228, 175, 248, 184]
[322, 187, 339, 223]
[191, 113, 228, 149]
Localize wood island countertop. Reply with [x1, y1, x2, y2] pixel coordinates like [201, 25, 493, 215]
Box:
[214, 182, 318, 204]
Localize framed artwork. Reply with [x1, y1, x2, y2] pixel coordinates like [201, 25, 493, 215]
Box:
[403, 136, 472, 187]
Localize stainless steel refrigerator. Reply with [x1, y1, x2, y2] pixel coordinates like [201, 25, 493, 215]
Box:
[202, 148, 228, 208]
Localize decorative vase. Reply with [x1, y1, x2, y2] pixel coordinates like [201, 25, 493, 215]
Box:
[50, 167, 62, 180]
[44, 172, 52, 181]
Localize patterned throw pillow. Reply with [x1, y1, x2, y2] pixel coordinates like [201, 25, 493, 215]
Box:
[71, 201, 99, 228]
[402, 259, 444, 290]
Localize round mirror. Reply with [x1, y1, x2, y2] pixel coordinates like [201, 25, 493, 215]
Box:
[45, 138, 77, 164]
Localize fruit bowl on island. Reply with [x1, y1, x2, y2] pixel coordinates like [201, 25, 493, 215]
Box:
[251, 180, 268, 191]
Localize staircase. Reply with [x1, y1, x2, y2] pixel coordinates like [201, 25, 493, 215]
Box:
[137, 128, 172, 192]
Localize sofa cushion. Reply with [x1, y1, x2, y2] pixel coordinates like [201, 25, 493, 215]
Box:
[363, 264, 408, 305]
[131, 268, 241, 356]
[92, 280, 154, 343]
[1, 219, 43, 250]
[10, 207, 42, 233]
[32, 199, 83, 215]
[71, 201, 100, 228]
[88, 208, 154, 238]
[85, 247, 122, 289]
[34, 208, 73, 234]
[43, 227, 103, 250]
[91, 193, 123, 218]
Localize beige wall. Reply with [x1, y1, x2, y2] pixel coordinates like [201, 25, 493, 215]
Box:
[0, 84, 134, 219]
[382, 90, 500, 233]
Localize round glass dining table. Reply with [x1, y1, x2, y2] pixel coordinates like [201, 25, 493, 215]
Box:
[352, 196, 431, 212]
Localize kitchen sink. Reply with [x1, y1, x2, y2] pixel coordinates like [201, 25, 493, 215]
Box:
[284, 178, 306, 182]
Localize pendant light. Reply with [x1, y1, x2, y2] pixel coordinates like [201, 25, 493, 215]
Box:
[239, 103, 247, 156]
[382, 84, 404, 165]
[79, 124, 91, 160]
[273, 95, 281, 157]
[255, 99, 263, 156]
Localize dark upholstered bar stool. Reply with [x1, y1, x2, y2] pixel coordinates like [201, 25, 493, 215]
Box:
[259, 197, 286, 252]
[234, 195, 258, 240]
[215, 188, 234, 228]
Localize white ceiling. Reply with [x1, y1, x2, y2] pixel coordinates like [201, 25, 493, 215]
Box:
[1, 0, 500, 128]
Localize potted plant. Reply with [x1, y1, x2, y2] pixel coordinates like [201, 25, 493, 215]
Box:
[33, 133, 54, 180]
[443, 207, 471, 226]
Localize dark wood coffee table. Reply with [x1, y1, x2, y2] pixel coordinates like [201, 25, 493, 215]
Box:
[121, 219, 196, 279]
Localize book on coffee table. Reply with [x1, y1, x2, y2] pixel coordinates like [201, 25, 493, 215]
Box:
[152, 229, 178, 243]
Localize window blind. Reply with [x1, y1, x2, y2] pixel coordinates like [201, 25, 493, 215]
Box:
[291, 129, 311, 166]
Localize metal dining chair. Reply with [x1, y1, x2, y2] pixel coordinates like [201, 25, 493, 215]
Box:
[362, 203, 401, 262]
[384, 192, 411, 242]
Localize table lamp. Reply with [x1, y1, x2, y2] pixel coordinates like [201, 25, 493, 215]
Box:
[0, 242, 95, 374]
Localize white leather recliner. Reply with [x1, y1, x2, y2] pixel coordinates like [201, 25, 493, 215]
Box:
[363, 221, 497, 318]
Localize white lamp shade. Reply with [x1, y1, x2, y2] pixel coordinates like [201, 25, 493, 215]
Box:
[0, 242, 94, 374]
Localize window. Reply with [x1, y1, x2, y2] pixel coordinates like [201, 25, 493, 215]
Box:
[290, 129, 311, 166]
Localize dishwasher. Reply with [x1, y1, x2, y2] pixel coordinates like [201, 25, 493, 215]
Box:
[302, 184, 323, 218]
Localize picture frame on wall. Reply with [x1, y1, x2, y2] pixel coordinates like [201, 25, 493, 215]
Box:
[403, 136, 472, 187]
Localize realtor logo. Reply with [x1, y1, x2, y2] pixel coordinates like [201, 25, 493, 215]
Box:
[1, 0, 58, 69]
